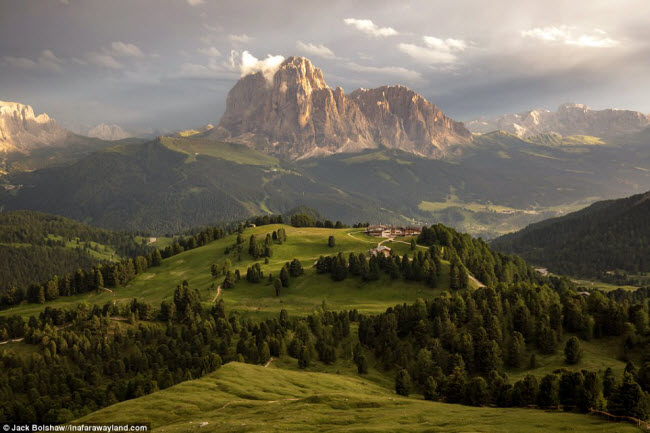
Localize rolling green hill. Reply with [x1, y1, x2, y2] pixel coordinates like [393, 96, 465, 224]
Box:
[491, 190, 650, 280]
[76, 362, 636, 433]
[0, 225, 461, 318]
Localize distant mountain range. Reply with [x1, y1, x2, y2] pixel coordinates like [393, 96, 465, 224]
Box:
[2, 56, 650, 237]
[212, 56, 471, 160]
[467, 103, 650, 138]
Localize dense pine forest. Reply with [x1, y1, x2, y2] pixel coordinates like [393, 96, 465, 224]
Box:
[0, 211, 154, 292]
[492, 191, 650, 279]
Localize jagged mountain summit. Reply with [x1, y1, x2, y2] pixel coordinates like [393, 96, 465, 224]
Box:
[467, 103, 650, 138]
[215, 56, 471, 159]
[0, 101, 68, 153]
[86, 123, 132, 141]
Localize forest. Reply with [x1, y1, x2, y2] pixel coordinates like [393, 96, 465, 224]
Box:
[492, 191, 650, 279]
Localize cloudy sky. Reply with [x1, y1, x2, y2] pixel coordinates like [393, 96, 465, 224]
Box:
[1, 0, 649, 133]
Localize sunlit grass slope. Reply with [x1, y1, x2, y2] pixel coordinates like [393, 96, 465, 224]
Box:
[76, 362, 637, 433]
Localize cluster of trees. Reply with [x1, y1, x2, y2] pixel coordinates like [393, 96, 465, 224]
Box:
[354, 284, 650, 419]
[315, 250, 447, 287]
[289, 213, 348, 229]
[246, 229, 286, 259]
[0, 294, 356, 424]
[245, 214, 285, 227]
[418, 224, 539, 287]
[243, 259, 304, 296]
[159, 226, 226, 259]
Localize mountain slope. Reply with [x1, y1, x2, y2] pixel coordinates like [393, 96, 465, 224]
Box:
[0, 210, 152, 291]
[216, 56, 471, 159]
[467, 103, 649, 138]
[76, 362, 633, 433]
[491, 191, 650, 277]
[1, 138, 390, 234]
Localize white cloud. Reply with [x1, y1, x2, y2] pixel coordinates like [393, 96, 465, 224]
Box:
[186, 0, 205, 5]
[198, 46, 222, 57]
[521, 26, 619, 48]
[398, 36, 468, 64]
[85, 52, 123, 69]
[2, 49, 64, 72]
[296, 41, 335, 59]
[346, 62, 422, 82]
[343, 18, 398, 37]
[239, 51, 284, 82]
[110, 42, 144, 57]
[229, 34, 254, 44]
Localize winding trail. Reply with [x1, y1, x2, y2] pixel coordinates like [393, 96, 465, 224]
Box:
[211, 285, 222, 303]
[264, 357, 275, 368]
[346, 231, 377, 244]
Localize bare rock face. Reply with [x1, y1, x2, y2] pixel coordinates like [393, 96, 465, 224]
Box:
[467, 103, 649, 138]
[350, 86, 471, 158]
[217, 56, 471, 159]
[87, 123, 131, 141]
[0, 101, 68, 153]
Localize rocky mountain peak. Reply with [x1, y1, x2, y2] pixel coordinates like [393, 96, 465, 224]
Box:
[0, 101, 68, 153]
[216, 56, 471, 160]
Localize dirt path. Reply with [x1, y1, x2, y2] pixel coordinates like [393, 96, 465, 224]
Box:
[264, 357, 275, 368]
[211, 285, 222, 302]
[0, 323, 71, 345]
[469, 274, 486, 288]
[0, 337, 24, 345]
[347, 231, 377, 244]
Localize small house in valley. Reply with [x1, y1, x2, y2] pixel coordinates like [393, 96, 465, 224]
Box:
[369, 245, 392, 257]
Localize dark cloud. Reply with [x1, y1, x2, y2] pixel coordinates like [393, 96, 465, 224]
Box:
[0, 0, 648, 131]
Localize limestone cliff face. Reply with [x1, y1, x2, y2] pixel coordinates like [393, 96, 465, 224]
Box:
[467, 103, 650, 138]
[217, 56, 471, 159]
[350, 86, 472, 158]
[0, 101, 68, 153]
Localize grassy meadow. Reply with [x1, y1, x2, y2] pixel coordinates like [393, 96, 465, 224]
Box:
[76, 362, 638, 433]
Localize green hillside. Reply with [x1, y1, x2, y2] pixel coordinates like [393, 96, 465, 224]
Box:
[491, 190, 650, 281]
[77, 362, 636, 433]
[1, 138, 389, 234]
[0, 225, 461, 318]
[0, 210, 153, 293]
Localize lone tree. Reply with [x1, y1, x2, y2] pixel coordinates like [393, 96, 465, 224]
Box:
[564, 336, 583, 364]
[395, 369, 412, 396]
[410, 239, 416, 251]
[355, 354, 368, 374]
[328, 236, 336, 248]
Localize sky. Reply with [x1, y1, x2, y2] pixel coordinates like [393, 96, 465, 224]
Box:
[1, 0, 649, 133]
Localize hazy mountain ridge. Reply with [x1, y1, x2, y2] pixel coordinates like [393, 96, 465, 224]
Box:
[467, 103, 650, 138]
[215, 56, 471, 159]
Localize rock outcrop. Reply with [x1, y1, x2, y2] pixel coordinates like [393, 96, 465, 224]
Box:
[216, 56, 471, 159]
[467, 103, 650, 138]
[0, 101, 68, 153]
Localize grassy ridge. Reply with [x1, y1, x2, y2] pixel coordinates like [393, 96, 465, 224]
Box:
[76, 362, 637, 432]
